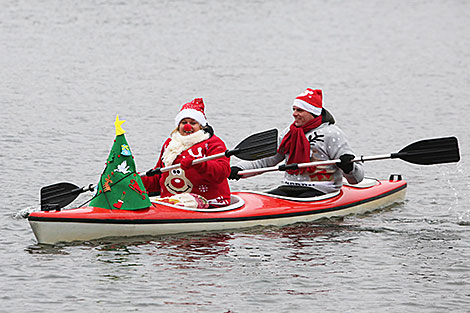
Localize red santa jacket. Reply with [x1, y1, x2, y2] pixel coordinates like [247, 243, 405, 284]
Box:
[142, 133, 231, 206]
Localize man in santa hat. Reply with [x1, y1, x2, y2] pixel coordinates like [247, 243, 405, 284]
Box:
[142, 98, 231, 207]
[229, 88, 364, 197]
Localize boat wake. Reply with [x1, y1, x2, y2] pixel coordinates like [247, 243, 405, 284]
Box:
[15, 206, 40, 219]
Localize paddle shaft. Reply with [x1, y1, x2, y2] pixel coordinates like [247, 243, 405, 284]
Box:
[146, 151, 229, 175]
[238, 156, 374, 176]
[51, 152, 230, 205]
[238, 152, 440, 176]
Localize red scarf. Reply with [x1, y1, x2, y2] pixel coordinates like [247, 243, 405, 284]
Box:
[278, 116, 323, 174]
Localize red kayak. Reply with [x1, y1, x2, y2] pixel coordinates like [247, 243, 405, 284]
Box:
[28, 176, 407, 244]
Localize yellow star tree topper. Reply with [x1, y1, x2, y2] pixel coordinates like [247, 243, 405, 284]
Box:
[114, 114, 126, 136]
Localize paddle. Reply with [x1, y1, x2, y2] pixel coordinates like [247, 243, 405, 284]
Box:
[145, 128, 278, 176]
[40, 182, 95, 211]
[40, 129, 279, 210]
[238, 136, 460, 176]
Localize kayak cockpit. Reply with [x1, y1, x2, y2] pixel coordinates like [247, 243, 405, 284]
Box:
[238, 190, 340, 202]
[149, 194, 246, 212]
[237, 178, 380, 202]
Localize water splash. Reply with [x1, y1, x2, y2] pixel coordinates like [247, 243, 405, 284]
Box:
[14, 206, 40, 219]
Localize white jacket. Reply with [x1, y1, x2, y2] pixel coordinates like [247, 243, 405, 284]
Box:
[236, 123, 364, 194]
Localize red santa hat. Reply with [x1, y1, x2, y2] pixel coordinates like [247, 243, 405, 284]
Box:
[292, 88, 323, 116]
[174, 98, 208, 127]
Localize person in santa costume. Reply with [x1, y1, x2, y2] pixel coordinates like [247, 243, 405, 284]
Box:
[229, 88, 364, 197]
[142, 98, 231, 207]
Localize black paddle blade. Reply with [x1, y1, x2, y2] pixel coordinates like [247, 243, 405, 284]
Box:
[40, 182, 83, 211]
[228, 128, 278, 160]
[392, 136, 460, 165]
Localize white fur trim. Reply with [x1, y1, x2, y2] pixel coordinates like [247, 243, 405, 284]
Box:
[293, 99, 322, 116]
[175, 109, 207, 127]
[161, 130, 210, 166]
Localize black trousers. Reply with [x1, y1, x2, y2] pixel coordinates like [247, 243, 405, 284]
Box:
[267, 185, 325, 198]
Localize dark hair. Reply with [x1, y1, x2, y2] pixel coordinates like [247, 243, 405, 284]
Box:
[321, 109, 335, 125]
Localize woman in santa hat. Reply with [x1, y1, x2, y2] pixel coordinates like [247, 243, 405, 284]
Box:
[229, 88, 364, 198]
[142, 98, 231, 207]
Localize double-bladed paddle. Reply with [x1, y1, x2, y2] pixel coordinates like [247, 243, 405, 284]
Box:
[238, 136, 460, 176]
[40, 128, 278, 211]
[145, 128, 278, 176]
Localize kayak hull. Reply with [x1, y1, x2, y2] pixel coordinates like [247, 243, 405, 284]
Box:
[28, 178, 406, 244]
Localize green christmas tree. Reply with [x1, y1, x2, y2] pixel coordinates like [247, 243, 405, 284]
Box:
[89, 115, 151, 210]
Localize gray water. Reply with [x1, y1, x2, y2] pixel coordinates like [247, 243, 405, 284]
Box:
[1, 0, 470, 312]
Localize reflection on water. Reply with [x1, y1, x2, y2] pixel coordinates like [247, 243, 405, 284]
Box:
[23, 220, 356, 261]
[25, 243, 71, 255]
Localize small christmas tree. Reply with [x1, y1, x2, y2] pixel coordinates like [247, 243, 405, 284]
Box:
[89, 115, 151, 210]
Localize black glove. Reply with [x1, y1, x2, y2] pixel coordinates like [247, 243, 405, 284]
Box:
[228, 166, 242, 180]
[202, 124, 214, 137]
[337, 154, 355, 174]
[146, 168, 162, 176]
